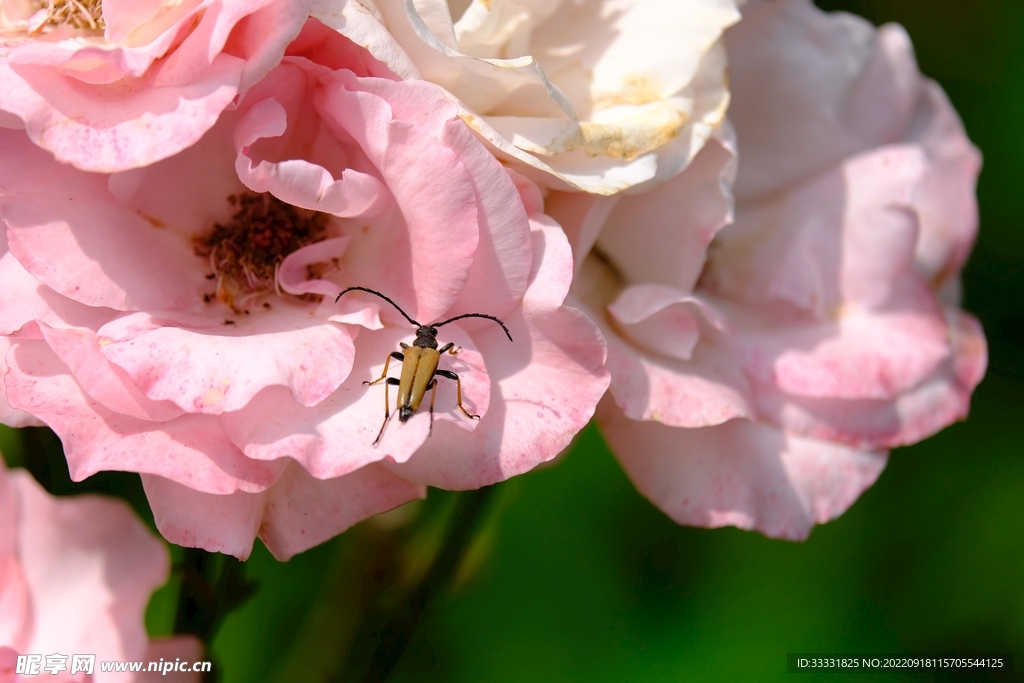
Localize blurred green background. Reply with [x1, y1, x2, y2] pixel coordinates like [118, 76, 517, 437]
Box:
[4, 0, 1022, 681]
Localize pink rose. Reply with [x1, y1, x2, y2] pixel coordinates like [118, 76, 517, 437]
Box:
[570, 0, 986, 539]
[0, 462, 200, 682]
[0, 22, 608, 560]
[0, 0, 311, 172]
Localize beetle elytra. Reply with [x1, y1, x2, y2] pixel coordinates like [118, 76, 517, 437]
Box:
[335, 286, 513, 446]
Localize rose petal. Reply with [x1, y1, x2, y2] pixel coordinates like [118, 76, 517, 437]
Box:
[600, 402, 888, 540]
[0, 131, 209, 311]
[6, 340, 284, 494]
[143, 462, 424, 560]
[220, 324, 488, 480]
[12, 470, 167, 661]
[98, 307, 355, 414]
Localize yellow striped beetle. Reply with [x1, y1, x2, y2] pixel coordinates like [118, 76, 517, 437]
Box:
[335, 286, 513, 446]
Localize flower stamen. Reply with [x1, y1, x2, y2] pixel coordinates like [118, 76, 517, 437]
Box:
[29, 0, 105, 33]
[194, 193, 329, 314]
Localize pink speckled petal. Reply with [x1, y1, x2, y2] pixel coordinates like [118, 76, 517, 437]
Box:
[0, 54, 243, 173]
[257, 462, 424, 561]
[5, 340, 284, 494]
[602, 329, 753, 428]
[600, 401, 888, 540]
[758, 308, 987, 449]
[0, 0, 309, 173]
[143, 462, 424, 560]
[36, 322, 184, 422]
[98, 308, 355, 415]
[0, 251, 115, 337]
[0, 336, 43, 429]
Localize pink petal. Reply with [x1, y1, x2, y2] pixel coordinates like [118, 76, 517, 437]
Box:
[12, 469, 167, 663]
[607, 285, 729, 362]
[706, 146, 926, 316]
[726, 0, 889, 201]
[5, 340, 284, 494]
[0, 467, 30, 648]
[0, 131, 210, 311]
[0, 336, 43, 428]
[235, 74, 388, 216]
[545, 191, 620, 277]
[315, 70, 481, 323]
[0, 54, 243, 173]
[727, 280, 950, 401]
[911, 81, 982, 289]
[603, 329, 754, 428]
[143, 463, 424, 560]
[436, 119, 533, 319]
[594, 132, 736, 292]
[600, 402, 888, 541]
[386, 224, 608, 489]
[223, 0, 313, 92]
[0, 251, 115, 337]
[37, 322, 184, 422]
[757, 308, 987, 449]
[284, 18, 400, 80]
[256, 462, 424, 561]
[98, 308, 355, 414]
[220, 324, 488, 480]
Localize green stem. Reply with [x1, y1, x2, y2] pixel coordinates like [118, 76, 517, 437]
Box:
[174, 548, 258, 682]
[341, 486, 497, 683]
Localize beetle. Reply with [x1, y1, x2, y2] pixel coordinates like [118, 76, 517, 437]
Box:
[335, 286, 513, 446]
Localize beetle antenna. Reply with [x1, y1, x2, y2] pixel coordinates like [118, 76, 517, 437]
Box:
[335, 287, 421, 327]
[433, 313, 513, 342]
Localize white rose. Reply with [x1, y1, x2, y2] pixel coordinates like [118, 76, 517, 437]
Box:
[314, 0, 740, 194]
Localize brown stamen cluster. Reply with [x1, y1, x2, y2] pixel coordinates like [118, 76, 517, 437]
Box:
[32, 0, 105, 32]
[194, 193, 329, 313]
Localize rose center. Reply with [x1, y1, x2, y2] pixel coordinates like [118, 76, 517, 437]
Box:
[195, 192, 329, 314]
[31, 0, 105, 31]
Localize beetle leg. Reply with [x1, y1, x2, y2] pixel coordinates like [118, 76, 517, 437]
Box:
[438, 342, 460, 355]
[427, 378, 437, 436]
[365, 351, 404, 386]
[435, 369, 479, 420]
[373, 377, 401, 447]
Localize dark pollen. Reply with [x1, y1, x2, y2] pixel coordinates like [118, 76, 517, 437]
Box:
[194, 192, 328, 313]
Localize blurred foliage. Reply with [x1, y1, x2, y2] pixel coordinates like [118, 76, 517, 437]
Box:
[3, 0, 1022, 680]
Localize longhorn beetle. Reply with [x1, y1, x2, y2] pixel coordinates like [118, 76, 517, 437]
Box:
[335, 286, 513, 446]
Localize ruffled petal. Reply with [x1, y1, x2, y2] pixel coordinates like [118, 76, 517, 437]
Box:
[142, 463, 424, 560]
[98, 308, 355, 414]
[220, 324, 488, 480]
[6, 340, 284, 494]
[601, 402, 888, 540]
